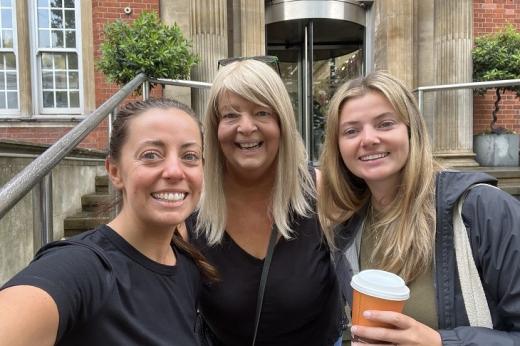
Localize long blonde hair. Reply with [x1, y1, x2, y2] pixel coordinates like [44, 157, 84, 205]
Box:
[197, 59, 314, 245]
[318, 71, 442, 282]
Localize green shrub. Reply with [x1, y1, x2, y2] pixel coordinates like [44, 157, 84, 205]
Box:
[472, 24, 520, 133]
[97, 11, 198, 89]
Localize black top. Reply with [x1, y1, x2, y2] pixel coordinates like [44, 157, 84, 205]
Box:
[188, 208, 342, 346]
[2, 225, 201, 346]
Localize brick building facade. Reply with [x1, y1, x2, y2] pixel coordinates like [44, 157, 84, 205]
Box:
[473, 0, 520, 135]
[0, 0, 518, 155]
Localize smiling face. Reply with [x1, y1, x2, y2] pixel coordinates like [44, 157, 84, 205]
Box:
[217, 91, 280, 180]
[107, 107, 203, 232]
[338, 91, 409, 194]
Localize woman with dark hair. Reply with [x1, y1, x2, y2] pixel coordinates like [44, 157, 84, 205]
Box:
[0, 98, 215, 345]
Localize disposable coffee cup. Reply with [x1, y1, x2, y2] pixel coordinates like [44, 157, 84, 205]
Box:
[351, 269, 410, 328]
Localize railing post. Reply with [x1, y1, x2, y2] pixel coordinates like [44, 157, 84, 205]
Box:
[418, 89, 424, 115]
[32, 172, 53, 253]
[143, 80, 150, 100]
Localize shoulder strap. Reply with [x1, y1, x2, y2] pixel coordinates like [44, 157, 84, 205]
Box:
[251, 225, 278, 346]
[453, 183, 493, 328]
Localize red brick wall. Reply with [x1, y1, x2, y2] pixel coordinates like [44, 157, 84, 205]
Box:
[473, 0, 520, 134]
[1, 1, 161, 151]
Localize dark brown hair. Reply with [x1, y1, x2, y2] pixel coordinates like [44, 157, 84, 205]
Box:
[109, 98, 218, 282]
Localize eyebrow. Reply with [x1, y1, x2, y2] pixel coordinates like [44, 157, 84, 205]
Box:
[340, 112, 396, 126]
[138, 140, 202, 150]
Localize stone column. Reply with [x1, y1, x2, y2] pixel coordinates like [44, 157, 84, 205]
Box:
[432, 0, 477, 166]
[190, 0, 228, 118]
[161, 0, 192, 107]
[230, 0, 265, 56]
[372, 0, 414, 88]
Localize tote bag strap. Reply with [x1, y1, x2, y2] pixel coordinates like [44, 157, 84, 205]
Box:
[453, 183, 493, 328]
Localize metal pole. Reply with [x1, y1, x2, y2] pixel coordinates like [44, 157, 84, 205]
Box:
[418, 89, 424, 114]
[143, 80, 150, 100]
[32, 173, 53, 252]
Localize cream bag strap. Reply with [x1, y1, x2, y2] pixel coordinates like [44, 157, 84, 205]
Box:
[453, 183, 493, 328]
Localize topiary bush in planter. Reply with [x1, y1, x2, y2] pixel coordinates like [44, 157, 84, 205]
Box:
[97, 11, 198, 91]
[472, 24, 520, 166]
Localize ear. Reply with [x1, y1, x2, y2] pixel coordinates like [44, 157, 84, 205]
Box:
[105, 157, 124, 190]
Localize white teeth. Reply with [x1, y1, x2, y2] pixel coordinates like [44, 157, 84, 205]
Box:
[152, 192, 186, 201]
[238, 142, 261, 149]
[360, 153, 388, 161]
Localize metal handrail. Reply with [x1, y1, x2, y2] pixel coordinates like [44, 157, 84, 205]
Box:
[0, 73, 146, 220]
[0, 73, 212, 249]
[416, 78, 520, 114]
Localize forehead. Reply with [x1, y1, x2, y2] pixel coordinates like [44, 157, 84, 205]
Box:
[126, 107, 201, 143]
[340, 91, 397, 120]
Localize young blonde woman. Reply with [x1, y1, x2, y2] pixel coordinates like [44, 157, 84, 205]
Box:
[187, 59, 343, 346]
[319, 71, 520, 345]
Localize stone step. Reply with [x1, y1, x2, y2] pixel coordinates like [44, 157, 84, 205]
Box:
[63, 211, 110, 237]
[458, 166, 520, 197]
[81, 193, 112, 212]
[95, 175, 109, 193]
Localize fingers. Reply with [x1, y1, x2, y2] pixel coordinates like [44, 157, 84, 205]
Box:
[363, 310, 412, 329]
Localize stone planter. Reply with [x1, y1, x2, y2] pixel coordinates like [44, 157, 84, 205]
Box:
[474, 133, 520, 166]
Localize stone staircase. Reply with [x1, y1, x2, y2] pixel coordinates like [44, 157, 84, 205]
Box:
[63, 175, 112, 238]
[458, 166, 520, 200]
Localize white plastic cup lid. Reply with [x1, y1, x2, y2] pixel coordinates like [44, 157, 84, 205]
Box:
[351, 269, 410, 301]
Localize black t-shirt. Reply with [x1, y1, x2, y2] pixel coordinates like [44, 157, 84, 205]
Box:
[2, 225, 201, 346]
[189, 210, 342, 346]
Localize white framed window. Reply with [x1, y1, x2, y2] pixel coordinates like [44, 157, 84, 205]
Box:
[32, 0, 82, 115]
[0, 0, 19, 113]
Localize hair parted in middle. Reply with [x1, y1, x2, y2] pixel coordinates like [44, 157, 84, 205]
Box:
[197, 59, 314, 245]
[318, 71, 442, 282]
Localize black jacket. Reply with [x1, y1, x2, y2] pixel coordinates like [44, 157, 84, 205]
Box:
[334, 170, 520, 345]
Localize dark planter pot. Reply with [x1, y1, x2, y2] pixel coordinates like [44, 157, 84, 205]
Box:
[474, 133, 520, 166]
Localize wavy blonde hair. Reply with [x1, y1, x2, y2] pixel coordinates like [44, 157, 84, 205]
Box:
[197, 59, 314, 245]
[318, 71, 442, 282]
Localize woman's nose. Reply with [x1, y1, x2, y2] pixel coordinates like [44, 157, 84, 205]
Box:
[360, 126, 380, 146]
[162, 157, 184, 180]
[237, 114, 257, 134]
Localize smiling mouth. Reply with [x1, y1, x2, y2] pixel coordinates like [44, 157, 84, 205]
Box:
[236, 142, 263, 150]
[359, 152, 389, 161]
[151, 192, 187, 202]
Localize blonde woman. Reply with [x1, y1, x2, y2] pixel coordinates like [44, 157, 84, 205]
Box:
[318, 71, 520, 345]
[187, 59, 343, 346]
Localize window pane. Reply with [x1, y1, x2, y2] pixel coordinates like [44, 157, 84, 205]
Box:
[51, 30, 64, 47]
[41, 53, 53, 68]
[1, 0, 12, 7]
[7, 91, 16, 108]
[50, 0, 62, 8]
[6, 72, 16, 89]
[56, 91, 67, 107]
[55, 71, 66, 89]
[4, 52, 15, 70]
[64, 9, 75, 29]
[69, 91, 79, 107]
[3, 30, 13, 48]
[43, 91, 54, 107]
[42, 71, 53, 89]
[68, 71, 78, 88]
[39, 29, 50, 48]
[38, 0, 49, 7]
[0, 72, 5, 89]
[67, 53, 77, 69]
[1, 9, 12, 28]
[51, 9, 63, 29]
[0, 92, 6, 108]
[65, 30, 75, 48]
[38, 9, 49, 28]
[54, 53, 65, 69]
